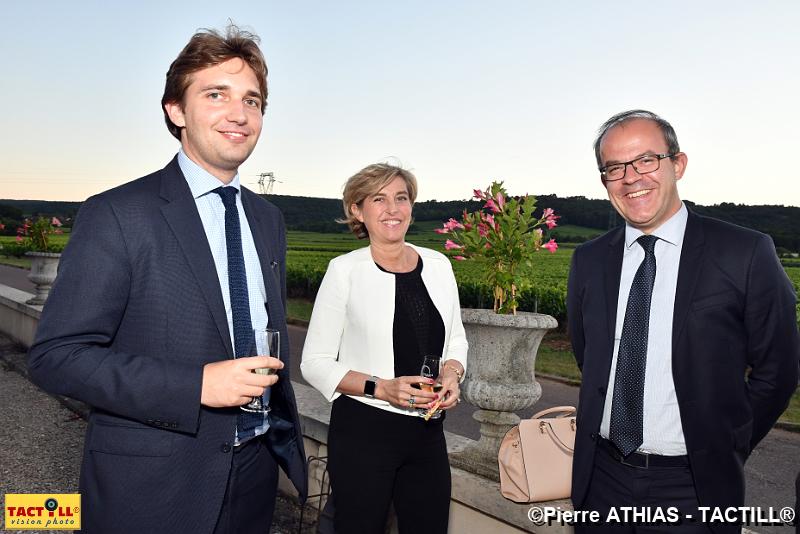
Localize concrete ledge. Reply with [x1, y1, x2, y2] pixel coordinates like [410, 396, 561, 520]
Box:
[0, 284, 41, 347]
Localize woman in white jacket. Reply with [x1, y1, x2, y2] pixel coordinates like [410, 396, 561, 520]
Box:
[301, 163, 468, 533]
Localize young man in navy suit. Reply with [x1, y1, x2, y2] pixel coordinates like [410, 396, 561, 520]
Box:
[567, 110, 798, 533]
[29, 24, 306, 533]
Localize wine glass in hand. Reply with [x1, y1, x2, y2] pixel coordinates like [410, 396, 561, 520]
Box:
[419, 355, 443, 420]
[241, 328, 279, 413]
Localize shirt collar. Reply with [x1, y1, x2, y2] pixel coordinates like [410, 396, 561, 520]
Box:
[177, 149, 241, 200]
[624, 202, 688, 249]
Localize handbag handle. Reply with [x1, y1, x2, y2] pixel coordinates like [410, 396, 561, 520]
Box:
[530, 405, 576, 419]
[540, 421, 575, 452]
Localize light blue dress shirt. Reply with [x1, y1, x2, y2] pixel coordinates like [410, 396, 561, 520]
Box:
[601, 202, 688, 455]
[178, 149, 270, 443]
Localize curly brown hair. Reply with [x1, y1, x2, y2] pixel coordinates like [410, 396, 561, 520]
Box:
[161, 23, 268, 140]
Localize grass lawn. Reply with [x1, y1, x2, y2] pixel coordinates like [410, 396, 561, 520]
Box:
[287, 298, 314, 324]
[536, 331, 581, 383]
[0, 256, 31, 269]
[783, 390, 800, 425]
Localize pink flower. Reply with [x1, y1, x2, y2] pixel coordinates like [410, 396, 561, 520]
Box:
[543, 239, 558, 253]
[484, 198, 500, 213]
[482, 213, 496, 229]
[484, 242, 492, 249]
[51, 217, 62, 227]
[453, 255, 467, 261]
[0, 223, 4, 230]
[495, 192, 505, 210]
[16, 235, 22, 243]
[477, 223, 489, 237]
[535, 228, 543, 237]
[463, 222, 473, 231]
[444, 218, 465, 231]
[542, 207, 559, 229]
[445, 239, 464, 251]
[434, 228, 448, 234]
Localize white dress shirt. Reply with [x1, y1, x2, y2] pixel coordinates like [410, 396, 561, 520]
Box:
[600, 203, 689, 455]
[177, 149, 270, 442]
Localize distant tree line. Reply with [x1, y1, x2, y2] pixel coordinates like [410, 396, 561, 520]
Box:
[1, 194, 799, 252]
[0, 200, 80, 236]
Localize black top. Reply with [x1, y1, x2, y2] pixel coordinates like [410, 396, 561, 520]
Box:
[375, 256, 446, 378]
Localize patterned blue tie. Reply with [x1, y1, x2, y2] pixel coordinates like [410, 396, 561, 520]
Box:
[609, 234, 658, 457]
[214, 186, 262, 439]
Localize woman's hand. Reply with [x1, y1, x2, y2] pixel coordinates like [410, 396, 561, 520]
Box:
[377, 375, 438, 410]
[438, 360, 464, 410]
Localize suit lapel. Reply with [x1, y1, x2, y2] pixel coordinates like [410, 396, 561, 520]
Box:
[604, 227, 625, 346]
[241, 190, 286, 332]
[158, 158, 233, 357]
[672, 211, 705, 350]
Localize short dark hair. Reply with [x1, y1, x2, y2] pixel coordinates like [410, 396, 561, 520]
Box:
[161, 24, 268, 140]
[593, 110, 680, 168]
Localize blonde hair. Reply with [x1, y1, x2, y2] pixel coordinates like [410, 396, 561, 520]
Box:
[339, 163, 418, 239]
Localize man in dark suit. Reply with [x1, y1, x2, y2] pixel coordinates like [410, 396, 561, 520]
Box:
[567, 110, 799, 532]
[28, 25, 306, 533]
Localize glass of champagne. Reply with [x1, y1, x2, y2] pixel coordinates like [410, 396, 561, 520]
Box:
[419, 355, 443, 419]
[241, 328, 280, 413]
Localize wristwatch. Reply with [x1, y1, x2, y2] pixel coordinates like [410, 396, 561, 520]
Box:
[364, 376, 379, 399]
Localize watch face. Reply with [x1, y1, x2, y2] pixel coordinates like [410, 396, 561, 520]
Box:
[364, 379, 376, 397]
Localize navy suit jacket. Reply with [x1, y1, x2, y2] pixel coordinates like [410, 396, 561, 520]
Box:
[28, 157, 307, 533]
[567, 210, 798, 531]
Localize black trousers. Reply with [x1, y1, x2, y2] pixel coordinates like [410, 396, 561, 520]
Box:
[576, 440, 711, 533]
[213, 435, 279, 534]
[327, 396, 451, 534]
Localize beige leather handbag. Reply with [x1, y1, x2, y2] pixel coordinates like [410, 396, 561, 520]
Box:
[498, 405, 576, 503]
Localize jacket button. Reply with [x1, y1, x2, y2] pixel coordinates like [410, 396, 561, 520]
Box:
[590, 432, 598, 441]
[221, 443, 232, 453]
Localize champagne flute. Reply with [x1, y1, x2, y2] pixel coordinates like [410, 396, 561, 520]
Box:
[241, 328, 280, 413]
[419, 355, 443, 419]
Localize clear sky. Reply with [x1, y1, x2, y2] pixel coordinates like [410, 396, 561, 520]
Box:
[2, 0, 799, 206]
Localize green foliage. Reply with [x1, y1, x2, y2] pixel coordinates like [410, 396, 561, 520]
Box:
[13, 217, 65, 253]
[283, 244, 573, 324]
[3, 195, 799, 251]
[0, 200, 77, 238]
[1, 220, 796, 332]
[433, 182, 559, 314]
[688, 201, 800, 251]
[0, 221, 67, 256]
[785, 266, 800, 330]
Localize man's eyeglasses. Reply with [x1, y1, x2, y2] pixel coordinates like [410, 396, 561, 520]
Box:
[599, 153, 677, 182]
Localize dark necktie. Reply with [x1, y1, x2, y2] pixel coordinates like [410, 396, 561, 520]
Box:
[214, 186, 262, 439]
[609, 234, 658, 457]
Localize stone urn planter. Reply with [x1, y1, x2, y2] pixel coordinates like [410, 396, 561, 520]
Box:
[25, 251, 61, 305]
[450, 308, 557, 481]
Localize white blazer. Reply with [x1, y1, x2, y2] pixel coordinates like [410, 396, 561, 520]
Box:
[300, 243, 469, 416]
